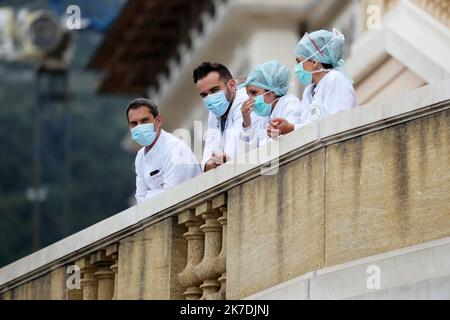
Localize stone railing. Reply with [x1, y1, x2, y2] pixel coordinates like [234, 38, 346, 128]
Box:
[0, 79, 449, 300]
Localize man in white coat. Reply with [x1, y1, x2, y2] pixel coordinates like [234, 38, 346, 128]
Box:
[193, 62, 258, 172]
[126, 98, 201, 204]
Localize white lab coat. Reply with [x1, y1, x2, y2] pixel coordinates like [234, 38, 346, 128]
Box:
[295, 70, 356, 130]
[201, 88, 252, 170]
[135, 130, 201, 204]
[242, 94, 304, 147]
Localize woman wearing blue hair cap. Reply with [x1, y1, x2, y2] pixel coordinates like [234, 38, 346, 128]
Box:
[268, 28, 356, 137]
[239, 60, 302, 146]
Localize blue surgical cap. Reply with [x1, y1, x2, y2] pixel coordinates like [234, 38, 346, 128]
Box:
[295, 29, 345, 68]
[240, 60, 291, 97]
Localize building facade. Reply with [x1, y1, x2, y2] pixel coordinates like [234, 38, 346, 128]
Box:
[0, 0, 449, 300]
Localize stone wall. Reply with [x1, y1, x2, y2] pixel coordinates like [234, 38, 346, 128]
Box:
[226, 110, 450, 299]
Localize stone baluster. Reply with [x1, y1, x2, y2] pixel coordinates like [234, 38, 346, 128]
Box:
[194, 201, 222, 300]
[106, 243, 119, 300]
[178, 209, 204, 300]
[211, 194, 227, 300]
[90, 250, 114, 300]
[76, 256, 98, 300]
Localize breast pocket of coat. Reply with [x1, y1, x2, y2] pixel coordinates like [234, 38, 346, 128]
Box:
[146, 169, 165, 190]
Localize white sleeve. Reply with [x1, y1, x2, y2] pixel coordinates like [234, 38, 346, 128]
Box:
[201, 113, 220, 171]
[282, 97, 303, 126]
[239, 112, 266, 153]
[322, 76, 356, 117]
[163, 142, 202, 189]
[139, 189, 165, 202]
[225, 102, 259, 160]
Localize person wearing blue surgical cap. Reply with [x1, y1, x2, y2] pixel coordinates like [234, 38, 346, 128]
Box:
[239, 60, 303, 146]
[268, 28, 356, 137]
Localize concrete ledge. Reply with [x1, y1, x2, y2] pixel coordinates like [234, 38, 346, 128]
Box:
[244, 236, 450, 300]
[0, 79, 449, 292]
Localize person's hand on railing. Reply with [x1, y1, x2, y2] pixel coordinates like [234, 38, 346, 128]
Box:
[267, 117, 294, 138]
[204, 151, 231, 171]
[212, 151, 230, 165]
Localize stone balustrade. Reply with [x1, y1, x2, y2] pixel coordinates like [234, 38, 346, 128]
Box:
[0, 80, 449, 300]
[67, 246, 118, 300]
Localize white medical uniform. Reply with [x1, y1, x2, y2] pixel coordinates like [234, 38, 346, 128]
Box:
[242, 94, 304, 147]
[201, 88, 251, 170]
[296, 70, 356, 130]
[135, 130, 201, 204]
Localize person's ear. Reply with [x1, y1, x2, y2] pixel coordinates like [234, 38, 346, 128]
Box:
[312, 61, 321, 71]
[264, 91, 277, 103]
[228, 79, 237, 91]
[155, 115, 162, 129]
[269, 91, 278, 102]
[225, 79, 236, 101]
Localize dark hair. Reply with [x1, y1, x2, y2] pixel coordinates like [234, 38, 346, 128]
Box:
[193, 62, 233, 84]
[125, 98, 158, 121]
[321, 62, 333, 70]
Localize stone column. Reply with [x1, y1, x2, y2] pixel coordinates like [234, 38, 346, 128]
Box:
[76, 257, 98, 300]
[194, 201, 222, 300]
[212, 194, 227, 300]
[106, 243, 119, 300]
[91, 250, 114, 300]
[178, 209, 204, 300]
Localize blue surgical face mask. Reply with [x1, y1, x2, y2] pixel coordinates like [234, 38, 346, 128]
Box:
[294, 62, 313, 86]
[294, 61, 330, 86]
[253, 91, 277, 117]
[203, 90, 230, 117]
[131, 123, 157, 147]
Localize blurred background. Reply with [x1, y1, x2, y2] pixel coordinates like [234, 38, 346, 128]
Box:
[0, 0, 135, 267]
[0, 0, 448, 267]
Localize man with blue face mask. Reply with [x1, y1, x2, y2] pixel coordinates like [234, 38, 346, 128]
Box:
[194, 62, 254, 172]
[127, 98, 201, 204]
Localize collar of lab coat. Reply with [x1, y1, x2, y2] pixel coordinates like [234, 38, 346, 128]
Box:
[215, 87, 248, 122]
[144, 129, 166, 155]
